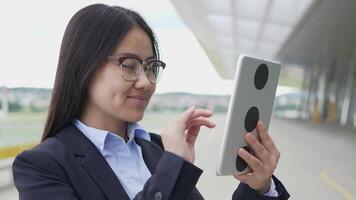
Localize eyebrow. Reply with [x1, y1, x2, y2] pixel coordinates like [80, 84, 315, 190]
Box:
[112, 52, 156, 60]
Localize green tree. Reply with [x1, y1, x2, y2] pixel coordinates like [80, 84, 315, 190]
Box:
[9, 101, 22, 112]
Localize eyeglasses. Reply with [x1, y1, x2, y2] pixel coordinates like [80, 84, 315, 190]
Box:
[107, 54, 166, 84]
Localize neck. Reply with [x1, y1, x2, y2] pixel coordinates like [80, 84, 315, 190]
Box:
[79, 104, 128, 140]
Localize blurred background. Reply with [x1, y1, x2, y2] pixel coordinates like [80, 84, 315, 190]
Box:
[1, 0, 356, 199]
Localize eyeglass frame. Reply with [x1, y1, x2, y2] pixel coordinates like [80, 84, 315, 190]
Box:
[107, 53, 166, 84]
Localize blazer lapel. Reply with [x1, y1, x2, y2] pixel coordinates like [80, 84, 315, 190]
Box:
[134, 137, 163, 174]
[82, 147, 130, 200]
[56, 124, 130, 200]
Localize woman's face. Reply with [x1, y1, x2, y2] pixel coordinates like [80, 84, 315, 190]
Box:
[84, 26, 156, 124]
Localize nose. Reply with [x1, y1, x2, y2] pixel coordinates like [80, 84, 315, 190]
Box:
[134, 69, 152, 89]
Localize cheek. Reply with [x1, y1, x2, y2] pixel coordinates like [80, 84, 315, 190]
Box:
[103, 81, 131, 107]
[111, 86, 129, 106]
[89, 75, 130, 110]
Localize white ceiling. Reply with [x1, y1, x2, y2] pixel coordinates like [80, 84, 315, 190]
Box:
[277, 0, 356, 67]
[170, 0, 314, 79]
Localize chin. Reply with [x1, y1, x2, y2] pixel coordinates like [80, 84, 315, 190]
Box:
[126, 111, 145, 122]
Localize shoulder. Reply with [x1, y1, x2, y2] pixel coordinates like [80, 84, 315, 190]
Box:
[12, 136, 68, 176]
[13, 138, 57, 160]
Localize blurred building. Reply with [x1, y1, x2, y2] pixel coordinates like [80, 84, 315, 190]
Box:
[148, 93, 230, 112]
[171, 0, 356, 128]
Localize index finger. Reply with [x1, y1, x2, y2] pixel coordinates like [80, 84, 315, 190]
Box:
[191, 108, 213, 118]
[257, 121, 278, 154]
[186, 109, 213, 126]
[233, 173, 253, 186]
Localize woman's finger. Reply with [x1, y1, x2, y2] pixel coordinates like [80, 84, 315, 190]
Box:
[245, 133, 268, 162]
[188, 117, 216, 129]
[186, 116, 215, 145]
[186, 126, 201, 144]
[179, 106, 196, 124]
[238, 147, 263, 172]
[233, 173, 253, 186]
[257, 121, 280, 156]
[190, 109, 213, 119]
[185, 118, 215, 145]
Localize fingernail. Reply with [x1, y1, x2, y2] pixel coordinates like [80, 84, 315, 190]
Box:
[245, 132, 252, 139]
[238, 148, 246, 155]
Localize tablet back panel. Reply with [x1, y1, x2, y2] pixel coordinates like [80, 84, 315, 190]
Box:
[216, 55, 281, 176]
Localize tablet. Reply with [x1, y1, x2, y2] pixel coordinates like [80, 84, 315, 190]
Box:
[216, 55, 281, 176]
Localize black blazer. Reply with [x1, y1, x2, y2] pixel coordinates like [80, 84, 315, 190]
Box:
[12, 124, 290, 200]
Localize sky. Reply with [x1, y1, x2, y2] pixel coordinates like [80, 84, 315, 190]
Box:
[0, 0, 234, 95]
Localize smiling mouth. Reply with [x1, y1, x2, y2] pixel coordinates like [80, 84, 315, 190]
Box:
[127, 96, 148, 101]
[127, 96, 149, 106]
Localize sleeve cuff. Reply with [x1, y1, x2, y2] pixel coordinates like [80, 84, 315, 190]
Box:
[161, 151, 203, 199]
[264, 178, 278, 197]
[232, 175, 290, 200]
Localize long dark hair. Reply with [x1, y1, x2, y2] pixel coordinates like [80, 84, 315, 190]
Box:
[42, 4, 160, 141]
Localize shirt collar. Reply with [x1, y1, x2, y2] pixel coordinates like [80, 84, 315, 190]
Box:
[127, 122, 151, 141]
[73, 119, 151, 152]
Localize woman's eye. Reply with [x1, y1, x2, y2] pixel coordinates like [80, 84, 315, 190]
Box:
[122, 63, 134, 68]
[121, 58, 139, 69]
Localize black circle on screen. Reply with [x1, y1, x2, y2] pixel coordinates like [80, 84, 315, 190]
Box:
[236, 146, 250, 171]
[254, 64, 269, 90]
[244, 106, 259, 132]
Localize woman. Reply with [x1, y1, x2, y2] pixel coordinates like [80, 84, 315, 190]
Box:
[12, 4, 290, 200]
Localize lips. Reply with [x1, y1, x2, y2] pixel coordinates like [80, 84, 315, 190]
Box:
[127, 95, 148, 101]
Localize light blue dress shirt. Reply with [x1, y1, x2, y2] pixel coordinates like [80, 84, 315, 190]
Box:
[73, 119, 152, 199]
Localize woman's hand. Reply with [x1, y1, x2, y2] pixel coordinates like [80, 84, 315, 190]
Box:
[233, 120, 281, 194]
[161, 106, 216, 163]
